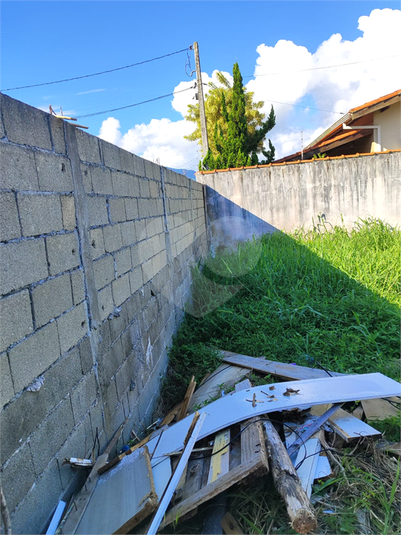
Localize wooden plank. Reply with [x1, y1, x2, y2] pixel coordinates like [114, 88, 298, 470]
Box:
[235, 380, 269, 470]
[160, 402, 182, 426]
[188, 364, 250, 412]
[220, 350, 344, 381]
[207, 429, 231, 484]
[361, 397, 400, 421]
[312, 405, 382, 442]
[329, 408, 382, 442]
[221, 512, 244, 534]
[263, 420, 317, 534]
[159, 455, 268, 529]
[177, 376, 197, 421]
[146, 412, 206, 535]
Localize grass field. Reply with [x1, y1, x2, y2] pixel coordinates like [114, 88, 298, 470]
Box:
[160, 217, 400, 534]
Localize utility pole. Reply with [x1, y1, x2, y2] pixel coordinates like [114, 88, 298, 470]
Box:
[193, 42, 209, 158]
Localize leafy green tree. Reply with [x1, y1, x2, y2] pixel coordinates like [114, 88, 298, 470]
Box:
[185, 63, 276, 169]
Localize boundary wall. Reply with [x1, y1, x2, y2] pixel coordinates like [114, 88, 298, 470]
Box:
[0, 94, 207, 534]
[198, 152, 401, 246]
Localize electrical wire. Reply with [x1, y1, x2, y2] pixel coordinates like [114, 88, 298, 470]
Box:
[76, 85, 195, 118]
[243, 53, 401, 79]
[1, 47, 191, 92]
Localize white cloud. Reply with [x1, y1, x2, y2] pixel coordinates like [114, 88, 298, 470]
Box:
[98, 8, 401, 166]
[99, 116, 199, 169]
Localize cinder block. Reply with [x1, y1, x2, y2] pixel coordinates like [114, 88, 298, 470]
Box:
[29, 398, 74, 475]
[78, 335, 93, 375]
[139, 179, 150, 198]
[60, 195, 76, 231]
[89, 227, 105, 260]
[0, 192, 21, 241]
[103, 224, 123, 253]
[0, 105, 5, 139]
[10, 459, 63, 535]
[71, 370, 98, 423]
[57, 417, 92, 489]
[135, 219, 147, 242]
[9, 322, 60, 393]
[0, 143, 39, 191]
[129, 266, 143, 295]
[112, 171, 131, 197]
[132, 154, 145, 177]
[98, 284, 114, 321]
[48, 114, 67, 155]
[70, 268, 85, 305]
[0, 386, 48, 465]
[76, 128, 101, 164]
[91, 166, 113, 195]
[120, 221, 137, 247]
[80, 164, 93, 193]
[100, 139, 121, 169]
[87, 195, 109, 227]
[1, 95, 52, 150]
[0, 290, 33, 352]
[93, 255, 115, 290]
[89, 400, 105, 444]
[46, 232, 80, 276]
[0, 239, 48, 295]
[1, 442, 36, 514]
[0, 353, 14, 408]
[114, 247, 132, 276]
[32, 274, 73, 328]
[42, 347, 82, 409]
[18, 194, 63, 237]
[119, 148, 135, 174]
[149, 180, 161, 198]
[57, 302, 88, 354]
[124, 197, 139, 221]
[35, 152, 73, 192]
[112, 273, 131, 307]
[109, 198, 126, 223]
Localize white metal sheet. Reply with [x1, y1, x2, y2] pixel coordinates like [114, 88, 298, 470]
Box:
[148, 373, 400, 461]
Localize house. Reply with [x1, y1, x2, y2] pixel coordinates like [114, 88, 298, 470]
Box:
[275, 89, 401, 163]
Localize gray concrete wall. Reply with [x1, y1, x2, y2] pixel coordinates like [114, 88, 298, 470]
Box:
[0, 94, 207, 534]
[197, 152, 401, 240]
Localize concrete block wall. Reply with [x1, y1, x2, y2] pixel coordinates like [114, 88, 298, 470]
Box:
[0, 94, 207, 534]
[197, 152, 401, 239]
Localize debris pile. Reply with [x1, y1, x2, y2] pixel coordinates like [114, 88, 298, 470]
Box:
[56, 351, 400, 535]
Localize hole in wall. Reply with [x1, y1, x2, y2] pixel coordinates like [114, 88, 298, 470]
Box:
[72, 249, 76, 254]
[61, 163, 66, 172]
[81, 320, 85, 327]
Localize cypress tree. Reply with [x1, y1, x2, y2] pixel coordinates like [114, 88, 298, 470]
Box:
[200, 63, 276, 170]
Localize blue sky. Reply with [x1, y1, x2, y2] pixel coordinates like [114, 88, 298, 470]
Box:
[1, 1, 400, 170]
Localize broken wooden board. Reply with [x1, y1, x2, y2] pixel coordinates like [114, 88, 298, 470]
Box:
[177, 376, 197, 421]
[220, 350, 344, 381]
[221, 512, 243, 534]
[188, 364, 250, 412]
[146, 373, 401, 463]
[75, 447, 158, 535]
[361, 397, 400, 421]
[159, 440, 268, 530]
[207, 429, 231, 483]
[329, 408, 382, 442]
[311, 405, 382, 442]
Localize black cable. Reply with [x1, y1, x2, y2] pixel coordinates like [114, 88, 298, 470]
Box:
[1, 47, 191, 92]
[76, 85, 195, 118]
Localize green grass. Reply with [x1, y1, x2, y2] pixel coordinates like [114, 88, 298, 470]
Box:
[159, 217, 400, 535]
[162, 218, 400, 410]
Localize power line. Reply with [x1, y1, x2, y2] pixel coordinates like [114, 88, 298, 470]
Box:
[244, 53, 401, 78]
[76, 85, 195, 118]
[265, 99, 345, 115]
[1, 47, 191, 92]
